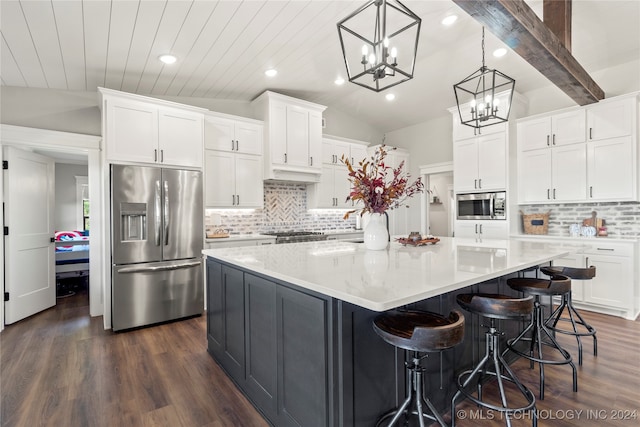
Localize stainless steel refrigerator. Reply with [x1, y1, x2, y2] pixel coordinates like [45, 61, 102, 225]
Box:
[111, 164, 203, 331]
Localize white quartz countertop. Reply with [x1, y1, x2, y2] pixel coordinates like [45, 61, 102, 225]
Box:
[205, 234, 275, 243]
[202, 237, 588, 312]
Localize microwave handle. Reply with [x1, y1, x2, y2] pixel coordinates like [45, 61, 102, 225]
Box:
[489, 194, 495, 219]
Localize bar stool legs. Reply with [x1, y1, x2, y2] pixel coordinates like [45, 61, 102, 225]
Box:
[376, 352, 447, 427]
[505, 295, 578, 399]
[451, 319, 537, 427]
[546, 290, 597, 365]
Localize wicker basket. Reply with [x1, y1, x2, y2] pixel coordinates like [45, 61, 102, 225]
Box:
[521, 210, 551, 235]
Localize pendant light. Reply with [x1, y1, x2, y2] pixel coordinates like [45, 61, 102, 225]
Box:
[453, 27, 515, 130]
[337, 0, 421, 92]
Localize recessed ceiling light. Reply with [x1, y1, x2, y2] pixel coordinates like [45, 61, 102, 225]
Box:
[442, 15, 458, 26]
[493, 48, 507, 57]
[385, 93, 396, 101]
[335, 77, 345, 85]
[158, 54, 177, 64]
[265, 69, 278, 77]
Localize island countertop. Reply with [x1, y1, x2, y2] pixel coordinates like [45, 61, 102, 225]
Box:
[202, 236, 586, 312]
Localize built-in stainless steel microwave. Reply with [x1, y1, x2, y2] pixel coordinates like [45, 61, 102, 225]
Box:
[456, 191, 506, 220]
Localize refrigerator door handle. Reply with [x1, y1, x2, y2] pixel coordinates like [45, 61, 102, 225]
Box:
[117, 261, 201, 274]
[154, 180, 162, 246]
[163, 180, 170, 246]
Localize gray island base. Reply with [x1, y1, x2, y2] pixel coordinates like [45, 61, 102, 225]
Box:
[203, 237, 584, 426]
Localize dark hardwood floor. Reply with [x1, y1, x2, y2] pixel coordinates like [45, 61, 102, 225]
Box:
[2, 281, 639, 427]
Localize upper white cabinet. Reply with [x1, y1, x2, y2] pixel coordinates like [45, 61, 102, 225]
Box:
[205, 151, 263, 208]
[586, 97, 635, 140]
[309, 137, 370, 209]
[204, 113, 263, 155]
[252, 91, 327, 182]
[204, 113, 264, 209]
[517, 93, 638, 204]
[517, 108, 585, 151]
[100, 88, 205, 168]
[454, 128, 507, 192]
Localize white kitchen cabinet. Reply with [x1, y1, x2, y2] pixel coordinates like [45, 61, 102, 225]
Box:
[322, 138, 351, 165]
[586, 96, 635, 141]
[548, 241, 635, 319]
[310, 138, 370, 209]
[518, 140, 587, 203]
[204, 114, 263, 155]
[454, 220, 508, 239]
[517, 109, 585, 151]
[252, 91, 327, 182]
[587, 136, 635, 201]
[205, 150, 263, 208]
[101, 88, 205, 168]
[454, 131, 506, 192]
[517, 93, 639, 204]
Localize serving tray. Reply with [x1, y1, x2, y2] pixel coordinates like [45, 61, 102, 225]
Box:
[395, 237, 440, 246]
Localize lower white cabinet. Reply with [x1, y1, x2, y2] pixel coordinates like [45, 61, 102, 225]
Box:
[205, 150, 263, 208]
[544, 240, 636, 320]
[455, 220, 508, 239]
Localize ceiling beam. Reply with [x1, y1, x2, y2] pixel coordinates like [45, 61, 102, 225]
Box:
[544, 0, 572, 51]
[452, 0, 604, 105]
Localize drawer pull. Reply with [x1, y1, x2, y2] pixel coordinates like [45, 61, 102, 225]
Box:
[596, 248, 615, 251]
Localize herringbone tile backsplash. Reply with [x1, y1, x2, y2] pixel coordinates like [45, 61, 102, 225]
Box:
[206, 181, 356, 234]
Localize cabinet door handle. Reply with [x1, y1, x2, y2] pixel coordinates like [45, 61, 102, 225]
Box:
[553, 188, 556, 199]
[236, 140, 239, 151]
[231, 140, 235, 151]
[479, 224, 483, 234]
[236, 194, 239, 205]
[475, 224, 478, 234]
[589, 127, 593, 140]
[478, 178, 482, 189]
[590, 186, 593, 198]
[547, 189, 550, 199]
[310, 156, 313, 166]
[547, 135, 550, 146]
[552, 134, 556, 145]
[284, 153, 287, 163]
[154, 149, 158, 162]
[160, 149, 164, 162]
[585, 256, 589, 267]
[474, 179, 477, 189]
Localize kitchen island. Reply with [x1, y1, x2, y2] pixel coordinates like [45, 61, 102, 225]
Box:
[202, 237, 584, 427]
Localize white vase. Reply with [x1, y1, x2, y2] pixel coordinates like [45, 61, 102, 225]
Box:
[363, 213, 389, 250]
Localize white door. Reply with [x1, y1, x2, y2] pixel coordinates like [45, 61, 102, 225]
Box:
[4, 147, 55, 324]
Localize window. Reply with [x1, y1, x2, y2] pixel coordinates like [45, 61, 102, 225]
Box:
[75, 176, 89, 231]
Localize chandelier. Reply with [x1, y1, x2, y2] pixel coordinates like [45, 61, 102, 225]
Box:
[453, 27, 515, 130]
[337, 0, 421, 92]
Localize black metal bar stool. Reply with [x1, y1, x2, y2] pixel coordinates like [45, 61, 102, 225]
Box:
[505, 274, 578, 400]
[540, 265, 597, 365]
[373, 309, 465, 427]
[451, 293, 537, 427]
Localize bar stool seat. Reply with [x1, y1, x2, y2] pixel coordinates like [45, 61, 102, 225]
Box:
[451, 293, 537, 427]
[540, 265, 597, 365]
[373, 309, 465, 427]
[505, 275, 578, 400]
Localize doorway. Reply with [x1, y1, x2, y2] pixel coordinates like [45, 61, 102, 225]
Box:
[419, 162, 454, 237]
[1, 125, 102, 332]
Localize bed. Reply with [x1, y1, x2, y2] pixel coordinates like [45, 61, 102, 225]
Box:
[55, 230, 90, 280]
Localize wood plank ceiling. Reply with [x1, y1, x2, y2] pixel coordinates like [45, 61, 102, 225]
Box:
[1, 0, 638, 132]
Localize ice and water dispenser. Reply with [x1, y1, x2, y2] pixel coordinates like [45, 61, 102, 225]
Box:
[120, 202, 147, 241]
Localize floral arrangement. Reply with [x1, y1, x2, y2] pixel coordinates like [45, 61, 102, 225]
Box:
[341, 145, 424, 219]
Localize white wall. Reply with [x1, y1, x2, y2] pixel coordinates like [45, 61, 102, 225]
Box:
[384, 115, 453, 232]
[54, 163, 88, 231]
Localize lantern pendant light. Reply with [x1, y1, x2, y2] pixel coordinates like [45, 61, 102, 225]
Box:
[337, 0, 421, 92]
[453, 27, 515, 130]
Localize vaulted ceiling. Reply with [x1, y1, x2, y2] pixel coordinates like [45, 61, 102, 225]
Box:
[1, 0, 639, 132]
